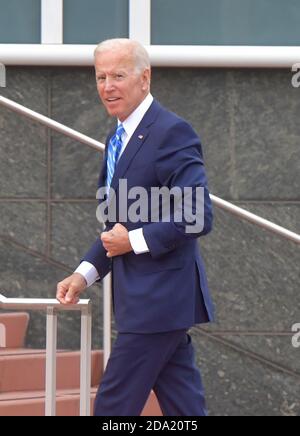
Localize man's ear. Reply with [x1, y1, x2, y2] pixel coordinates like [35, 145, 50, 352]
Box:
[142, 68, 151, 91]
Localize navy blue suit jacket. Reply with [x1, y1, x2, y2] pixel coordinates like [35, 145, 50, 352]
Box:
[83, 99, 214, 333]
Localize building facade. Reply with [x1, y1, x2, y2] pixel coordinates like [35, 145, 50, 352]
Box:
[0, 0, 299, 416]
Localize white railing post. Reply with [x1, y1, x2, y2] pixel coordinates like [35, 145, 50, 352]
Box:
[80, 305, 92, 416]
[45, 306, 58, 416]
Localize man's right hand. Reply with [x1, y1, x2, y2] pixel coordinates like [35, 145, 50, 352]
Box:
[56, 273, 87, 305]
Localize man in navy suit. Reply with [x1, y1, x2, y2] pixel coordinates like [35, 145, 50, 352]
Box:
[56, 39, 214, 416]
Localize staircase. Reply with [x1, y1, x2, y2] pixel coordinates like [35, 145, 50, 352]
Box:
[0, 312, 162, 416]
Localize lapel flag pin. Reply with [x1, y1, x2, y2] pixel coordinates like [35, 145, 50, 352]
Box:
[138, 135, 144, 140]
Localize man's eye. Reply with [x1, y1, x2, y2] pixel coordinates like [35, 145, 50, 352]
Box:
[97, 76, 105, 82]
[116, 74, 125, 80]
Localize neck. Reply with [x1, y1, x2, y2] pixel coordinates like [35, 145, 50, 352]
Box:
[119, 92, 151, 122]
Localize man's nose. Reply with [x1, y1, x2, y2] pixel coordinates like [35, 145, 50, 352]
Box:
[104, 78, 115, 92]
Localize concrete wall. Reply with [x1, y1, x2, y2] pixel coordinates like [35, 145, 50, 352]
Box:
[0, 66, 299, 415]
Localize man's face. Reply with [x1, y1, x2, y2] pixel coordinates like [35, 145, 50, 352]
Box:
[95, 49, 150, 122]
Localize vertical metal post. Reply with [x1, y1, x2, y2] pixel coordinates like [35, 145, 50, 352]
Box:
[103, 273, 112, 369]
[80, 304, 92, 416]
[45, 307, 57, 416]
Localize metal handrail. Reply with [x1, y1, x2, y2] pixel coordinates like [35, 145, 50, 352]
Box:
[0, 294, 92, 416]
[1, 94, 299, 245]
[0, 95, 104, 152]
[211, 195, 300, 245]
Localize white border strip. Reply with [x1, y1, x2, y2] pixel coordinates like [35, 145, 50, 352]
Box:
[0, 44, 300, 67]
[41, 0, 63, 44]
[129, 0, 151, 45]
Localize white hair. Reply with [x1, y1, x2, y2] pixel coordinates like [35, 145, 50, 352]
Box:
[94, 38, 151, 73]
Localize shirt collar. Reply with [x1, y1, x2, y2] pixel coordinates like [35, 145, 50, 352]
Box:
[118, 93, 154, 138]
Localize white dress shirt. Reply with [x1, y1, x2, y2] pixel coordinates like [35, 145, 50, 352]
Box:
[75, 93, 153, 287]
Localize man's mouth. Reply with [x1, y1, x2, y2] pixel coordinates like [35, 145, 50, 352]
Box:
[106, 98, 120, 103]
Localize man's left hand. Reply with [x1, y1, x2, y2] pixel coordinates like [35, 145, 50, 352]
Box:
[101, 223, 133, 258]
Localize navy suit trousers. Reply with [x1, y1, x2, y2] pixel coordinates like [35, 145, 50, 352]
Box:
[93, 330, 207, 416]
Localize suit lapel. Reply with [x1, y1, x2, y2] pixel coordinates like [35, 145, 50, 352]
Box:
[109, 129, 149, 192]
[109, 100, 162, 194]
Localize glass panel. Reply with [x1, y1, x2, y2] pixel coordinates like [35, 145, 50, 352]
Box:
[0, 0, 40, 44]
[151, 0, 300, 46]
[64, 0, 129, 44]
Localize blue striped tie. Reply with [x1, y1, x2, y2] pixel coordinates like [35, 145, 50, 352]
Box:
[106, 124, 125, 193]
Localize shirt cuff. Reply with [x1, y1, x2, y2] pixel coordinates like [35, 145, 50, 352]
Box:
[128, 228, 150, 255]
[75, 261, 100, 288]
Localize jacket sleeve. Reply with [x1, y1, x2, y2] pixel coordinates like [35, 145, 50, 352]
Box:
[81, 235, 111, 281]
[142, 121, 213, 259]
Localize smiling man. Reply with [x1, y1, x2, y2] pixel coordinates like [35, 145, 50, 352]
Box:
[56, 39, 214, 416]
[95, 41, 151, 121]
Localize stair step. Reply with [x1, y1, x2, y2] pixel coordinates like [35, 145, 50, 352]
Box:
[0, 348, 46, 356]
[0, 388, 98, 416]
[0, 313, 163, 416]
[0, 349, 103, 392]
[0, 387, 97, 401]
[0, 389, 162, 416]
[0, 312, 29, 348]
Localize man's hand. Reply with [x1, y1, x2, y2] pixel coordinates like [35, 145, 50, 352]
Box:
[101, 223, 133, 258]
[56, 273, 87, 305]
